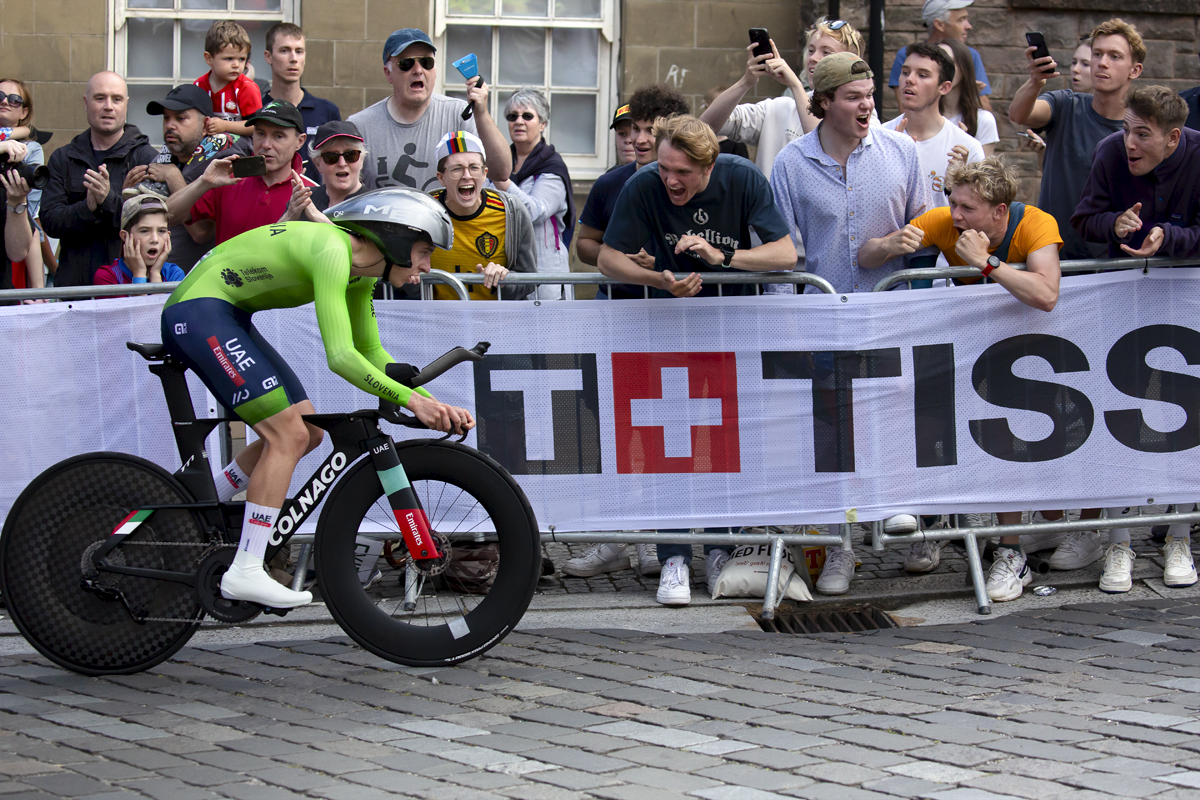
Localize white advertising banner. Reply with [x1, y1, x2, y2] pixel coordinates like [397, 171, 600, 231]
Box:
[1, 268, 1198, 531]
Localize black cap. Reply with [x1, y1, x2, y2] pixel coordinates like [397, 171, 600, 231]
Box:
[312, 120, 364, 149]
[610, 103, 633, 129]
[147, 84, 212, 117]
[245, 100, 305, 132]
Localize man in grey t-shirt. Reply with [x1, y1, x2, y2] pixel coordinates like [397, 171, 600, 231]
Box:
[349, 28, 512, 194]
[1008, 19, 1145, 260]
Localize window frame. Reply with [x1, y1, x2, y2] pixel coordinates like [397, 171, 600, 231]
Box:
[432, 0, 620, 180]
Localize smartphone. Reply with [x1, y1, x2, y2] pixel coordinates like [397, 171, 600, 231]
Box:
[232, 155, 266, 178]
[1015, 131, 1035, 140]
[748, 28, 772, 59]
[1025, 32, 1054, 73]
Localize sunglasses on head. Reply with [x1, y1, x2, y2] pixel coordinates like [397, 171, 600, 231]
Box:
[318, 149, 363, 165]
[395, 56, 436, 72]
[0, 93, 25, 108]
[506, 111, 537, 122]
[825, 19, 849, 30]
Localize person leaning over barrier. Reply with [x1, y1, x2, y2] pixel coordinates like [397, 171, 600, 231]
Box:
[427, 130, 535, 301]
[599, 114, 795, 607]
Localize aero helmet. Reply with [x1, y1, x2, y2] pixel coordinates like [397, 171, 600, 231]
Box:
[326, 187, 454, 267]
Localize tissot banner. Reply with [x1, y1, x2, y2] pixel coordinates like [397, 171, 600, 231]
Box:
[1, 268, 1197, 530]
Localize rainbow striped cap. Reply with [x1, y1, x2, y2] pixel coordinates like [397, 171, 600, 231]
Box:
[435, 130, 486, 164]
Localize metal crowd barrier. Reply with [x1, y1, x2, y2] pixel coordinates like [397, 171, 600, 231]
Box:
[5, 260, 1197, 619]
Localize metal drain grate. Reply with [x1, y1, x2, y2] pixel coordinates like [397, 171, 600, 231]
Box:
[759, 606, 899, 634]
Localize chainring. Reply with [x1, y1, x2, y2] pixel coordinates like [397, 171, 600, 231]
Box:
[195, 548, 263, 624]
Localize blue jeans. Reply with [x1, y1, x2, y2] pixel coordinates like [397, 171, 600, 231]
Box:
[658, 528, 734, 564]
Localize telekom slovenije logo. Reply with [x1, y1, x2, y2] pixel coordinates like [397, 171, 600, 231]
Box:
[612, 352, 740, 474]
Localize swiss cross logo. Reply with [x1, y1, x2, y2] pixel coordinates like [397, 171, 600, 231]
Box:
[612, 352, 740, 474]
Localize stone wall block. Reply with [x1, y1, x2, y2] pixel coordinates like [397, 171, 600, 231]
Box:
[695, 3, 798, 49]
[301, 0, 366, 40]
[621, 47, 660, 91]
[34, 81, 87, 131]
[1174, 52, 1200, 81]
[624, 0, 696, 48]
[313, 86, 366, 118]
[1138, 40, 1176, 80]
[335, 39, 392, 89]
[0, 0, 37, 34]
[304, 38, 335, 86]
[8, 34, 70, 82]
[365, 0, 432, 38]
[34, 0, 104, 35]
[651, 46, 747, 96]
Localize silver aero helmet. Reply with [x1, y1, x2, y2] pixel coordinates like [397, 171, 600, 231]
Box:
[325, 187, 454, 266]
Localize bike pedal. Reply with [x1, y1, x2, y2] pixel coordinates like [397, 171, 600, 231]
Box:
[262, 606, 291, 617]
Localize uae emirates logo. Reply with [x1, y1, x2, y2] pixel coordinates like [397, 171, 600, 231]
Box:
[221, 268, 243, 287]
[475, 231, 499, 259]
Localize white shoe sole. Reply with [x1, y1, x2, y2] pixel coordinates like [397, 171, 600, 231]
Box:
[1048, 546, 1105, 571]
[656, 589, 690, 605]
[1164, 568, 1198, 587]
[562, 559, 627, 578]
[1099, 574, 1133, 593]
[987, 571, 1032, 602]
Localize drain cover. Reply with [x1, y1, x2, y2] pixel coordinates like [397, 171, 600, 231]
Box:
[759, 606, 899, 634]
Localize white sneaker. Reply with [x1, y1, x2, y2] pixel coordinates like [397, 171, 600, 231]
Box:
[1099, 543, 1136, 593]
[636, 543, 660, 576]
[904, 541, 943, 574]
[562, 543, 629, 577]
[220, 556, 313, 609]
[884, 514, 918, 533]
[986, 547, 1031, 602]
[1048, 531, 1105, 570]
[1021, 512, 1071, 554]
[656, 556, 690, 605]
[816, 548, 855, 595]
[1163, 539, 1197, 587]
[705, 549, 730, 597]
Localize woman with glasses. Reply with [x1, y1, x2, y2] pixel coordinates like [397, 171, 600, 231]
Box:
[308, 121, 369, 213]
[0, 78, 46, 292]
[492, 89, 574, 301]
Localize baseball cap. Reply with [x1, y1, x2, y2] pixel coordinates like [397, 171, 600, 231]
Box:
[311, 120, 364, 150]
[120, 193, 169, 231]
[435, 130, 486, 164]
[610, 103, 633, 129]
[922, 0, 973, 27]
[384, 28, 436, 62]
[146, 84, 212, 117]
[246, 100, 305, 132]
[811, 52, 874, 95]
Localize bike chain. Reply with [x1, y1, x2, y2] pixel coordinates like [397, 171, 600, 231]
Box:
[101, 542, 259, 625]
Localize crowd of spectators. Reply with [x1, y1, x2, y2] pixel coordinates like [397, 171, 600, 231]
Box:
[1, 2, 1198, 606]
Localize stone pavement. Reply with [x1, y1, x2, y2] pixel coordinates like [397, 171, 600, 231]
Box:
[4, 594, 1200, 800]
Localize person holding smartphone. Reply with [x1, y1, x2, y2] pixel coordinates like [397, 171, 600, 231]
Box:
[164, 100, 316, 246]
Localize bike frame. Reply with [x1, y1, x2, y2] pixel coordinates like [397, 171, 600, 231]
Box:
[91, 352, 441, 591]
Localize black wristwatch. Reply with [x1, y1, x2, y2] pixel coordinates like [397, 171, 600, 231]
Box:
[721, 247, 735, 267]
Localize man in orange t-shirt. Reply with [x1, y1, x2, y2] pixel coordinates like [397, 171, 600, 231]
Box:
[859, 157, 1061, 311]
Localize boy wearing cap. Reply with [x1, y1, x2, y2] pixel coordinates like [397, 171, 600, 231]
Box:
[349, 28, 511, 195]
[165, 100, 316, 246]
[428, 131, 534, 301]
[889, 0, 992, 112]
[94, 194, 186, 287]
[612, 104, 637, 166]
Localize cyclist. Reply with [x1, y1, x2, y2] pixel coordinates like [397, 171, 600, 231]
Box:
[160, 187, 475, 610]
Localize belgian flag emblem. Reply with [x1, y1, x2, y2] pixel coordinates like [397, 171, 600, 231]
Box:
[475, 231, 499, 259]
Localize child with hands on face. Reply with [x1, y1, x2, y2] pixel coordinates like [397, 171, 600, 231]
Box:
[94, 194, 186, 287]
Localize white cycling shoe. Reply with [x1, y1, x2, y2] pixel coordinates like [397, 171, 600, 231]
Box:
[221, 552, 313, 608]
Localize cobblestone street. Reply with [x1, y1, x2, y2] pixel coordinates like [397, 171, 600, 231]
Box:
[4, 589, 1200, 800]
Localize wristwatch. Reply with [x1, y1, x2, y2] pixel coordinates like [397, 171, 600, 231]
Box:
[721, 247, 735, 267]
[981, 254, 1001, 278]
[8, 201, 26, 215]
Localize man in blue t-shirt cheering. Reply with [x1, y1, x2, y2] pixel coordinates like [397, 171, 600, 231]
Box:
[598, 114, 795, 298]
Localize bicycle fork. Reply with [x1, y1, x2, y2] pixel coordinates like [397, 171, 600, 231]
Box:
[367, 435, 442, 561]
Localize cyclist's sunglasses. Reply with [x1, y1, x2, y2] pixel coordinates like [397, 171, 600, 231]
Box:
[395, 56, 436, 72]
[318, 149, 363, 165]
[506, 112, 537, 122]
[0, 93, 25, 108]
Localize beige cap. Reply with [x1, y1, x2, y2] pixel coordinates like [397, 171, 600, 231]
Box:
[811, 51, 874, 95]
[120, 192, 169, 231]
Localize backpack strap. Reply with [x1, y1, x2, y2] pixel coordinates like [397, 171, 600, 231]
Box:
[991, 202, 1025, 265]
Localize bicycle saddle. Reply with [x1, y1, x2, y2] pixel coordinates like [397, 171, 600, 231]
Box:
[126, 342, 166, 361]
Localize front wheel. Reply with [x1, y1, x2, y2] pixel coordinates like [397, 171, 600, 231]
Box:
[0, 454, 207, 675]
[315, 440, 540, 666]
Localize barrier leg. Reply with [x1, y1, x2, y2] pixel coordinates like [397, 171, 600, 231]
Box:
[761, 536, 785, 621]
[963, 532, 991, 615]
[290, 543, 312, 592]
[871, 519, 885, 553]
[840, 523, 853, 551]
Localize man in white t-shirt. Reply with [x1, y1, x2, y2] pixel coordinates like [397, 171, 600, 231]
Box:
[882, 42, 983, 207]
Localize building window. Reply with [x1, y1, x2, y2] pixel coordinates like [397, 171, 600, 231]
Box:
[434, 0, 618, 179]
[110, 0, 296, 145]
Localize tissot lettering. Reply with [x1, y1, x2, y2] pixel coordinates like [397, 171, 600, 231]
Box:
[1104, 324, 1200, 453]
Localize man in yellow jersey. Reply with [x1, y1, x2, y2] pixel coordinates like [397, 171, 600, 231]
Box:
[428, 130, 535, 300]
[161, 188, 474, 609]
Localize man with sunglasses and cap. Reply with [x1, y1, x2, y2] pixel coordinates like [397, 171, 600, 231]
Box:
[349, 28, 512, 196]
[127, 84, 251, 271]
[165, 100, 317, 246]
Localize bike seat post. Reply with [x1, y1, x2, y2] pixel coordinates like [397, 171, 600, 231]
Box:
[150, 357, 221, 502]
